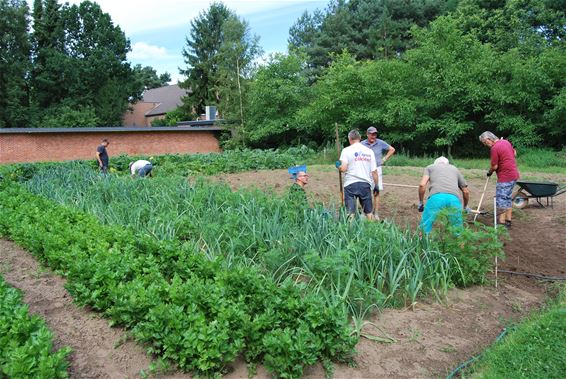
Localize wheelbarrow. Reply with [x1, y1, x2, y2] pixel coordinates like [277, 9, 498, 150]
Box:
[512, 181, 566, 208]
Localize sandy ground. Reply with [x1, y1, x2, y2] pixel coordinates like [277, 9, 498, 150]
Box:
[1, 165, 564, 378]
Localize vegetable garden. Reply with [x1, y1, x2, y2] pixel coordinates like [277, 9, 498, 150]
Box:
[0, 150, 508, 378]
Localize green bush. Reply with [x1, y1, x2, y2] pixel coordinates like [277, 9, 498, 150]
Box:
[39, 105, 100, 128]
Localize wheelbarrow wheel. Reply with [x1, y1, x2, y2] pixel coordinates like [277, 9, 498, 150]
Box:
[512, 191, 528, 209]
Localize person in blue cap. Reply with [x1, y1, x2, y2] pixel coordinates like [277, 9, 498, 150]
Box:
[288, 170, 309, 205]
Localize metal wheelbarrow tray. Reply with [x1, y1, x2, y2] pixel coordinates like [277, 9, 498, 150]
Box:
[512, 181, 566, 208]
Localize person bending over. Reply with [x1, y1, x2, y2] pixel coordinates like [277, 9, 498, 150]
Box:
[418, 156, 470, 234]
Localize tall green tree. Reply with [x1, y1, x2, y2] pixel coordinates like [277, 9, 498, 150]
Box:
[215, 15, 261, 140]
[30, 0, 137, 126]
[0, 0, 32, 128]
[31, 0, 66, 109]
[453, 0, 566, 53]
[288, 0, 457, 78]
[179, 2, 233, 115]
[245, 53, 311, 147]
[61, 1, 136, 125]
[132, 64, 171, 90]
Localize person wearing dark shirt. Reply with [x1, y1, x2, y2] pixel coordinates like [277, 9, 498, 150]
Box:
[361, 126, 395, 216]
[479, 131, 520, 228]
[96, 139, 110, 174]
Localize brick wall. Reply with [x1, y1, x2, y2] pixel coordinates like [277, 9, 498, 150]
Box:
[0, 128, 221, 164]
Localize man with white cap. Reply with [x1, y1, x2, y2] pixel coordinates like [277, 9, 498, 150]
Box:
[418, 156, 470, 234]
[361, 126, 395, 215]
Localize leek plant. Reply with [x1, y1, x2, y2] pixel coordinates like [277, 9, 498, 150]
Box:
[23, 163, 499, 316]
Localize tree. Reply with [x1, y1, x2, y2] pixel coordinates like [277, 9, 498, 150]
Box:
[29, 0, 138, 126]
[61, 1, 137, 125]
[132, 64, 171, 90]
[453, 0, 566, 53]
[179, 2, 233, 115]
[0, 0, 32, 128]
[31, 0, 67, 109]
[215, 14, 261, 140]
[288, 0, 456, 78]
[245, 52, 311, 147]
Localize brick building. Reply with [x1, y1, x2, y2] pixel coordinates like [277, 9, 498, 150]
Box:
[122, 84, 189, 127]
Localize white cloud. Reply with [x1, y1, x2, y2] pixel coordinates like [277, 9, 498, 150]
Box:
[57, 0, 322, 35]
[128, 42, 169, 60]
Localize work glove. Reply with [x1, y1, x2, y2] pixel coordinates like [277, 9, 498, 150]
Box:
[418, 202, 424, 212]
[335, 160, 342, 169]
[373, 187, 380, 195]
[486, 170, 493, 177]
[465, 207, 472, 214]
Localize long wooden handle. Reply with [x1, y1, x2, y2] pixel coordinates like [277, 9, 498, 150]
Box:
[474, 176, 491, 222]
[335, 123, 344, 206]
[382, 182, 419, 189]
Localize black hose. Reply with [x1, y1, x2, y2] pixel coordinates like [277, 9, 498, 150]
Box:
[497, 269, 566, 281]
[446, 328, 509, 379]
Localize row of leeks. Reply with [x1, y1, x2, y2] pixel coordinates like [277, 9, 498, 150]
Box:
[23, 163, 464, 319]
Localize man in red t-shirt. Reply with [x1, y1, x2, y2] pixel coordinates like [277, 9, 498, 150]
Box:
[479, 131, 520, 228]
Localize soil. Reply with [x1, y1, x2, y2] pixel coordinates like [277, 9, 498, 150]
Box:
[1, 165, 565, 378]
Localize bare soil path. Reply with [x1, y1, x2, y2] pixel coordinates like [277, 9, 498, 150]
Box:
[1, 165, 564, 378]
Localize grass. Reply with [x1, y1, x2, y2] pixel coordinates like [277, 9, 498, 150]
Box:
[308, 147, 566, 176]
[464, 285, 566, 379]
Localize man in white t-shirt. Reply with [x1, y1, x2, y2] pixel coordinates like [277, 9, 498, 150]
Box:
[129, 159, 153, 178]
[336, 130, 379, 220]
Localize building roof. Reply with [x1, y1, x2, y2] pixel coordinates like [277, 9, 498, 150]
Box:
[0, 126, 223, 134]
[142, 84, 189, 116]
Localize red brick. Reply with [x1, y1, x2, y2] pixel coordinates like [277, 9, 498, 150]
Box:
[0, 131, 221, 164]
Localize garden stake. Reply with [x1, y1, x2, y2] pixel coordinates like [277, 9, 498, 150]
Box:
[335, 123, 344, 206]
[473, 176, 491, 222]
[382, 182, 419, 189]
[494, 195, 498, 289]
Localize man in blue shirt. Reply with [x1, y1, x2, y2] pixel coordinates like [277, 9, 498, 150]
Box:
[96, 139, 110, 174]
[361, 126, 396, 216]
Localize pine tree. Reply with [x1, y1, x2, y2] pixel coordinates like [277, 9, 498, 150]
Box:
[179, 2, 233, 116]
[0, 0, 32, 128]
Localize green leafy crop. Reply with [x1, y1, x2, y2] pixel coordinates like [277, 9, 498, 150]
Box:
[0, 276, 71, 378]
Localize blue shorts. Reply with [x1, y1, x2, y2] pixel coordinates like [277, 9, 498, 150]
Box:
[496, 181, 516, 210]
[344, 182, 373, 215]
[419, 193, 462, 234]
[138, 163, 153, 177]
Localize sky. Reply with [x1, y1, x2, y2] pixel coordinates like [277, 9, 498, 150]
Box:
[50, 0, 329, 84]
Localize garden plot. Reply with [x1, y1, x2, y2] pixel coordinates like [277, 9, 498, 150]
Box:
[0, 162, 564, 378]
